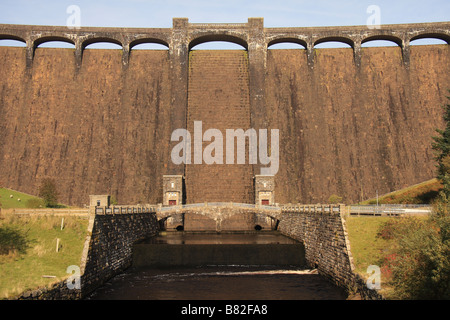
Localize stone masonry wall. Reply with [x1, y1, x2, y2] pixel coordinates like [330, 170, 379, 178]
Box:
[267, 45, 449, 204]
[0, 47, 171, 207]
[0, 45, 448, 206]
[278, 208, 354, 287]
[278, 206, 382, 299]
[79, 212, 159, 297]
[185, 50, 254, 203]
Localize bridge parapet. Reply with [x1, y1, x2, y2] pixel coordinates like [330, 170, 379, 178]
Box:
[280, 204, 344, 215]
[0, 20, 447, 69]
[93, 205, 157, 215]
[92, 202, 345, 221]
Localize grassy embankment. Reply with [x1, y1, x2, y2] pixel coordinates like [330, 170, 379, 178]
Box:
[0, 189, 87, 299]
[359, 178, 442, 205]
[0, 187, 70, 209]
[345, 179, 441, 299]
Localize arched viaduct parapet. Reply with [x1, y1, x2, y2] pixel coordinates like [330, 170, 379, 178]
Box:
[265, 22, 449, 67]
[0, 19, 448, 69]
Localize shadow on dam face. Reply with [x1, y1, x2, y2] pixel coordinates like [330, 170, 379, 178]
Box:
[132, 231, 306, 268]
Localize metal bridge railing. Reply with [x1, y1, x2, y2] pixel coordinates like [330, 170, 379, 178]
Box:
[349, 205, 432, 216]
[280, 204, 342, 214]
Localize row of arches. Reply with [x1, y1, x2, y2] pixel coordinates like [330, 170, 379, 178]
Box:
[266, 33, 449, 50]
[0, 32, 448, 51]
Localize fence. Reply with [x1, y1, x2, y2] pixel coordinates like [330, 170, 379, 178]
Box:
[158, 202, 280, 212]
[348, 204, 432, 216]
[10, 208, 89, 216]
[94, 206, 157, 214]
[7, 203, 432, 217]
[280, 204, 342, 214]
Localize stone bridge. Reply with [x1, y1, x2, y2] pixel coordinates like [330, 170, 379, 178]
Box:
[93, 202, 343, 232]
[157, 202, 282, 231]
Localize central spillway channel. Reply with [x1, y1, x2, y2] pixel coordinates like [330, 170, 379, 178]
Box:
[132, 231, 306, 268]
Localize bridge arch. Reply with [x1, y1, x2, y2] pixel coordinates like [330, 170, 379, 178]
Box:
[34, 36, 75, 49]
[188, 33, 248, 51]
[82, 37, 123, 50]
[129, 37, 169, 50]
[361, 35, 403, 48]
[267, 37, 308, 50]
[313, 36, 354, 49]
[155, 203, 282, 232]
[0, 34, 26, 44]
[409, 33, 450, 45]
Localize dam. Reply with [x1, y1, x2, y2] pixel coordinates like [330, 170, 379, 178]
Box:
[6, 17, 446, 300]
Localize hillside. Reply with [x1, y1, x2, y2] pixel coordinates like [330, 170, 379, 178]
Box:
[0, 188, 44, 209]
[0, 188, 70, 209]
[359, 179, 442, 205]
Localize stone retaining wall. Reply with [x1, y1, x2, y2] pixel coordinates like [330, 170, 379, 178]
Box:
[278, 206, 383, 300]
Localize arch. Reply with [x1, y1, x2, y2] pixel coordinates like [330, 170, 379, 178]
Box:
[189, 34, 248, 51]
[410, 33, 450, 45]
[0, 34, 26, 44]
[192, 41, 247, 50]
[129, 38, 169, 50]
[361, 39, 399, 47]
[267, 38, 307, 50]
[361, 35, 402, 48]
[314, 36, 354, 49]
[34, 36, 75, 49]
[0, 39, 26, 47]
[82, 37, 123, 50]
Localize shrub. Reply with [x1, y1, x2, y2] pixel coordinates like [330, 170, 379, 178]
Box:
[377, 212, 450, 299]
[328, 194, 343, 204]
[25, 198, 44, 208]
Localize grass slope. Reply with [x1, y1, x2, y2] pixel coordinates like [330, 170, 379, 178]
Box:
[359, 179, 442, 205]
[0, 213, 88, 299]
[0, 188, 43, 209]
[345, 216, 395, 298]
[0, 188, 70, 209]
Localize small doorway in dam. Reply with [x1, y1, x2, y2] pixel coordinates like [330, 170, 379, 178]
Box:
[169, 200, 177, 205]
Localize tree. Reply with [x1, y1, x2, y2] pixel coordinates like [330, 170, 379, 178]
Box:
[38, 178, 59, 208]
[328, 194, 343, 204]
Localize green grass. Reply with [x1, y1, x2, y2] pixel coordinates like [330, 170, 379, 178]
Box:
[345, 216, 396, 298]
[345, 215, 429, 299]
[0, 188, 43, 209]
[0, 188, 70, 209]
[0, 212, 88, 299]
[359, 179, 442, 205]
[345, 216, 393, 275]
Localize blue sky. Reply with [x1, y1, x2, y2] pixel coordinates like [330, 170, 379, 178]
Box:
[0, 0, 448, 48]
[1, 0, 448, 28]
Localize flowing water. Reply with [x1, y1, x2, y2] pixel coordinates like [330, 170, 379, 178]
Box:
[86, 232, 347, 300]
